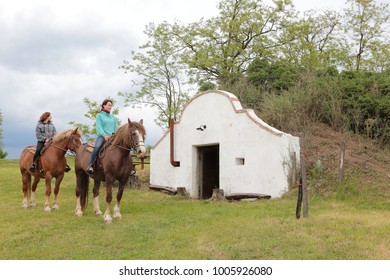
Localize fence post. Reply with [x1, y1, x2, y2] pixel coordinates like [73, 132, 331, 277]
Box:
[338, 141, 346, 183]
[300, 133, 308, 218]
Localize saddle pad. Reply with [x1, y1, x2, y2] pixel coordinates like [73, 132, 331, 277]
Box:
[27, 145, 36, 154]
[86, 142, 95, 153]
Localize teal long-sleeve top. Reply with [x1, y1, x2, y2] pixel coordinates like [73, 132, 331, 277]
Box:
[96, 111, 118, 137]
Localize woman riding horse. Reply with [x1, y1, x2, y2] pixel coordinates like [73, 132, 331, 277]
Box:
[75, 118, 146, 224]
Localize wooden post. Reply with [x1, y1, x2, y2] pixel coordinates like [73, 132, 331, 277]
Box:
[177, 187, 189, 198]
[338, 141, 346, 183]
[291, 152, 297, 188]
[296, 177, 303, 219]
[300, 134, 308, 218]
[211, 189, 225, 201]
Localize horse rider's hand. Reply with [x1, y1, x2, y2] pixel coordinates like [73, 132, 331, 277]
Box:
[104, 135, 110, 141]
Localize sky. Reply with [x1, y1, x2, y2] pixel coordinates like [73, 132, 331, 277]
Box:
[0, 0, 351, 159]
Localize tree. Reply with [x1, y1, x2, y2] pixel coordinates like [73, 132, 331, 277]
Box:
[119, 22, 191, 129]
[342, 0, 390, 71]
[68, 97, 120, 142]
[0, 109, 7, 159]
[174, 0, 297, 86]
[280, 9, 342, 70]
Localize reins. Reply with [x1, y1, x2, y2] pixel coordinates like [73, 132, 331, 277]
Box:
[98, 127, 145, 157]
[42, 133, 79, 156]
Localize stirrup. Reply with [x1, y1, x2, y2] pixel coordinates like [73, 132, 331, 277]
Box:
[86, 165, 94, 174]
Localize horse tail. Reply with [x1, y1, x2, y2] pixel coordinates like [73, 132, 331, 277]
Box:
[77, 171, 89, 212]
[20, 147, 32, 201]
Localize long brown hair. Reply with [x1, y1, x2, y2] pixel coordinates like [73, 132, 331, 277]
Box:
[39, 112, 51, 122]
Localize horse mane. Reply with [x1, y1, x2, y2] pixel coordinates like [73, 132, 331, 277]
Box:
[52, 129, 82, 142]
[110, 121, 146, 148]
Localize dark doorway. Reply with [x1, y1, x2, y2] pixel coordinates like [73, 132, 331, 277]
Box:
[198, 145, 219, 199]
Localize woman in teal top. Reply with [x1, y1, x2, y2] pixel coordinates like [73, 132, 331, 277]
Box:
[86, 99, 118, 174]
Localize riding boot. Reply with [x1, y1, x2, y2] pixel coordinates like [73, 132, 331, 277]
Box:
[86, 164, 94, 174]
[29, 163, 36, 172]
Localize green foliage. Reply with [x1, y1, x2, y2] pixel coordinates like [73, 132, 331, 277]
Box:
[119, 0, 390, 133]
[119, 22, 191, 130]
[171, 0, 297, 85]
[343, 0, 390, 71]
[247, 58, 300, 92]
[198, 80, 217, 92]
[258, 71, 345, 133]
[338, 70, 390, 143]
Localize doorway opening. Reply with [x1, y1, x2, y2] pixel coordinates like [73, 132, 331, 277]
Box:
[196, 145, 219, 199]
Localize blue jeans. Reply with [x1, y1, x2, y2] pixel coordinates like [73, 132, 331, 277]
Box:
[89, 136, 105, 165]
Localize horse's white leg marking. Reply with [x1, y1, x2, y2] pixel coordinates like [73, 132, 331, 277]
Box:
[30, 192, 36, 208]
[51, 193, 59, 210]
[113, 203, 122, 219]
[75, 196, 83, 217]
[93, 196, 102, 216]
[103, 202, 112, 224]
[44, 196, 51, 212]
[22, 197, 28, 209]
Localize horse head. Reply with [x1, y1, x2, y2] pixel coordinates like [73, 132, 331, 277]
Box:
[67, 128, 83, 152]
[128, 118, 146, 159]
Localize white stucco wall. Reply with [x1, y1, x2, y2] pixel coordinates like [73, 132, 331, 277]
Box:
[150, 90, 300, 198]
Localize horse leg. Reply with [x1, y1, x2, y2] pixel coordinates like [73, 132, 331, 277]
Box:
[75, 167, 88, 217]
[44, 175, 52, 212]
[52, 173, 64, 211]
[103, 178, 114, 224]
[93, 180, 102, 216]
[30, 176, 40, 208]
[113, 181, 126, 220]
[21, 171, 31, 209]
[75, 196, 83, 217]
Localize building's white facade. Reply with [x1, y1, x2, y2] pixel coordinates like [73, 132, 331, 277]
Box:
[150, 90, 300, 199]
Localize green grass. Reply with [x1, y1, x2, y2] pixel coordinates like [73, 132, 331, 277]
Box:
[0, 158, 389, 260]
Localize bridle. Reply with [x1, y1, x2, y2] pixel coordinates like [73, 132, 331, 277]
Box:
[116, 128, 145, 153]
[48, 133, 81, 154]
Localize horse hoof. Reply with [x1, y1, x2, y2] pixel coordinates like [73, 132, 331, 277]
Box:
[44, 207, 51, 212]
[52, 204, 59, 211]
[95, 210, 103, 216]
[30, 203, 36, 208]
[104, 214, 112, 224]
[113, 213, 122, 220]
[22, 204, 28, 209]
[75, 210, 83, 217]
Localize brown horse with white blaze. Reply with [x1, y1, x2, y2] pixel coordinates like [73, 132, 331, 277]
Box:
[19, 128, 82, 211]
[74, 118, 146, 224]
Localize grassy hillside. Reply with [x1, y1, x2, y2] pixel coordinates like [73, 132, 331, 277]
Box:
[0, 125, 389, 260]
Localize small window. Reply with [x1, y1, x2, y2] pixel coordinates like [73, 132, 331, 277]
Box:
[235, 157, 245, 165]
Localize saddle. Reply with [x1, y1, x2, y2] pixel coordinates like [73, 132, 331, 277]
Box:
[26, 146, 45, 177]
[86, 140, 112, 171]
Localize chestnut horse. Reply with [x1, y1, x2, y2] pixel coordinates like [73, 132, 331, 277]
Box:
[19, 128, 82, 211]
[74, 118, 146, 224]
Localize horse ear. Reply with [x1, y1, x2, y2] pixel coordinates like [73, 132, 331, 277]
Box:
[128, 118, 132, 126]
[139, 119, 143, 125]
